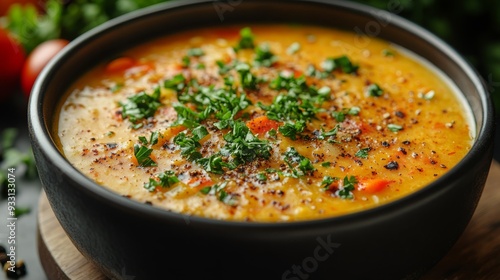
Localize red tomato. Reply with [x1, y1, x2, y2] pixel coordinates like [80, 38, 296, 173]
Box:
[21, 39, 69, 98]
[0, 28, 25, 102]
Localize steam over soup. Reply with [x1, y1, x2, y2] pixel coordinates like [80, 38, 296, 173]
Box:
[56, 24, 474, 222]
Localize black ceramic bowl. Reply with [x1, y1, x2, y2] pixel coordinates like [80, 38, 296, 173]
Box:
[28, 0, 494, 279]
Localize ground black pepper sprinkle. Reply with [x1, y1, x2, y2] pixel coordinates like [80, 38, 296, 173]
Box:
[384, 161, 399, 170]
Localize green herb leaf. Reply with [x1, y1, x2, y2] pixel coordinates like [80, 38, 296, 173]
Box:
[235, 27, 255, 51]
[200, 181, 236, 205]
[134, 144, 157, 167]
[235, 62, 258, 90]
[283, 147, 315, 178]
[355, 148, 370, 159]
[119, 87, 161, 126]
[287, 42, 301, 55]
[173, 132, 203, 162]
[337, 175, 357, 199]
[164, 74, 186, 92]
[144, 170, 180, 192]
[366, 83, 384, 97]
[387, 124, 403, 132]
[279, 120, 306, 140]
[321, 176, 338, 190]
[256, 172, 267, 181]
[254, 43, 278, 67]
[321, 162, 331, 167]
[382, 49, 395, 57]
[321, 55, 358, 74]
[187, 48, 205, 57]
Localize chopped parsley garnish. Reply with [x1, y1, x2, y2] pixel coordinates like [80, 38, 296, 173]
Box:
[321, 162, 331, 167]
[176, 86, 251, 127]
[254, 43, 278, 67]
[234, 27, 255, 51]
[332, 106, 361, 122]
[366, 83, 384, 97]
[321, 55, 358, 74]
[258, 93, 319, 123]
[144, 170, 180, 192]
[321, 176, 338, 190]
[235, 62, 258, 90]
[133, 144, 157, 167]
[382, 49, 395, 57]
[198, 155, 227, 174]
[219, 120, 272, 167]
[256, 172, 267, 181]
[337, 176, 357, 199]
[119, 87, 161, 126]
[269, 71, 330, 104]
[317, 125, 339, 141]
[139, 131, 160, 146]
[216, 60, 235, 75]
[387, 124, 403, 132]
[164, 74, 186, 92]
[283, 147, 315, 178]
[200, 181, 237, 205]
[187, 48, 205, 57]
[305, 64, 329, 79]
[279, 120, 306, 140]
[173, 130, 205, 161]
[355, 148, 370, 159]
[286, 42, 301, 55]
[175, 121, 271, 174]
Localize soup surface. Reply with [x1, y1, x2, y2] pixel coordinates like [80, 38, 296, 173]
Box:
[57, 24, 473, 222]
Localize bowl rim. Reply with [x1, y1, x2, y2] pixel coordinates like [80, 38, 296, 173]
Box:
[29, 0, 494, 228]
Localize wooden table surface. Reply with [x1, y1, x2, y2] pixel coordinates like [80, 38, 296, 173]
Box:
[37, 161, 500, 280]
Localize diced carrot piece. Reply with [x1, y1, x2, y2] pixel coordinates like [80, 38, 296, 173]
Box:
[161, 125, 187, 142]
[358, 122, 372, 133]
[246, 115, 280, 135]
[188, 177, 213, 188]
[433, 122, 446, 129]
[131, 155, 138, 166]
[106, 57, 137, 73]
[294, 70, 303, 78]
[357, 179, 391, 194]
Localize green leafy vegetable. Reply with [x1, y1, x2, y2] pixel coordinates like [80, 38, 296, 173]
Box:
[254, 43, 278, 67]
[283, 147, 315, 178]
[279, 120, 306, 140]
[366, 83, 384, 97]
[387, 124, 403, 132]
[173, 131, 203, 162]
[321, 176, 338, 190]
[337, 176, 357, 199]
[119, 87, 161, 126]
[7, 0, 171, 54]
[164, 74, 187, 92]
[234, 27, 255, 51]
[144, 170, 180, 192]
[321, 55, 359, 74]
[332, 106, 361, 122]
[287, 42, 301, 55]
[200, 181, 237, 205]
[133, 144, 157, 167]
[355, 148, 370, 159]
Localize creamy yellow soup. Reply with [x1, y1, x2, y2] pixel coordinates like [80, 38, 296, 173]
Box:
[56, 24, 473, 222]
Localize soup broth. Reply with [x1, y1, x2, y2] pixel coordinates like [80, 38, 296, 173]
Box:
[57, 24, 473, 222]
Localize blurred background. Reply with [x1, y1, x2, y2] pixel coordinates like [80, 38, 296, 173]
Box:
[0, 0, 498, 279]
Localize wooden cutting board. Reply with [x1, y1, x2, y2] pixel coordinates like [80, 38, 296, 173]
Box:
[37, 161, 500, 280]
